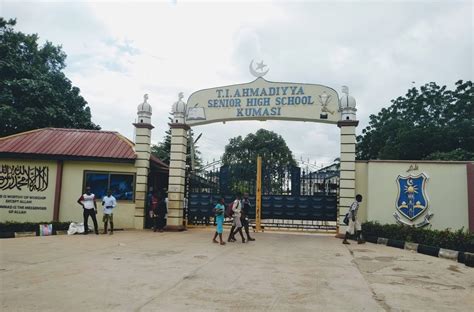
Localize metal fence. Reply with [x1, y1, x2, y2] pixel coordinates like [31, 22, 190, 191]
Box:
[186, 162, 339, 231]
[187, 192, 337, 230]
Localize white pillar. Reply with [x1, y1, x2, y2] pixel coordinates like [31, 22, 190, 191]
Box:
[133, 95, 153, 229]
[165, 123, 188, 231]
[337, 120, 358, 236]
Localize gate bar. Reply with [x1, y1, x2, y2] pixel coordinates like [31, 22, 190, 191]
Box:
[255, 155, 262, 232]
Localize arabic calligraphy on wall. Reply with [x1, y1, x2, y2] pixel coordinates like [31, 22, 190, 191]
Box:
[0, 164, 49, 192]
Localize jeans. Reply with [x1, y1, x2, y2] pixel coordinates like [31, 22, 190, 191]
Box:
[83, 208, 98, 233]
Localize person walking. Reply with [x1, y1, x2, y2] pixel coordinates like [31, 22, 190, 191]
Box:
[212, 197, 226, 245]
[77, 186, 99, 235]
[241, 193, 255, 241]
[228, 193, 246, 243]
[343, 194, 365, 244]
[150, 192, 159, 231]
[102, 190, 116, 235]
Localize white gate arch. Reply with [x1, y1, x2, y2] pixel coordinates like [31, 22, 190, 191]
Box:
[165, 64, 358, 235]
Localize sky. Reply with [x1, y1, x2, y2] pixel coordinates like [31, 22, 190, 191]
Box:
[1, 0, 473, 168]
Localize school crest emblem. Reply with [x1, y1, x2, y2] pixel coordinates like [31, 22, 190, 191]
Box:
[394, 172, 433, 227]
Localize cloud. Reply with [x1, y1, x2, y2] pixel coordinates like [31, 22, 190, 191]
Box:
[2, 0, 472, 166]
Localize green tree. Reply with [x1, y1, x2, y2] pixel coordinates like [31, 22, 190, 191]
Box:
[151, 129, 171, 164]
[356, 81, 473, 161]
[0, 18, 99, 137]
[222, 129, 297, 194]
[151, 127, 202, 170]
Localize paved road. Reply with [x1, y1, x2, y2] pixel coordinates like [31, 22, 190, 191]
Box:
[1, 229, 473, 311]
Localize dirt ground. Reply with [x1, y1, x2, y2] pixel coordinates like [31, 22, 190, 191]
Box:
[1, 229, 473, 311]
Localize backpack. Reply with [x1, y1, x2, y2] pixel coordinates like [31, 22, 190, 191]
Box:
[343, 212, 350, 225]
[226, 202, 234, 217]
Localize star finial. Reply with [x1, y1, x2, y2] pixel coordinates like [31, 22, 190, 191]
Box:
[249, 60, 269, 78]
[256, 61, 267, 71]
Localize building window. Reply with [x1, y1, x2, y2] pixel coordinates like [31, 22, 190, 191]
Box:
[84, 171, 135, 201]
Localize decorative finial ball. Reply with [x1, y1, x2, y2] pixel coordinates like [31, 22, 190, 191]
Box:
[137, 93, 152, 114]
[339, 86, 356, 109]
[172, 92, 186, 114]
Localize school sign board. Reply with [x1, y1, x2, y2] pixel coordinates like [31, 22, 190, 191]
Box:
[185, 77, 340, 126]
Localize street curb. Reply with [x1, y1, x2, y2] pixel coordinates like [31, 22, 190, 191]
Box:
[387, 239, 405, 249]
[363, 235, 473, 268]
[1, 230, 67, 239]
[404, 242, 418, 251]
[465, 252, 474, 267]
[0, 232, 15, 239]
[14, 231, 36, 238]
[438, 248, 459, 261]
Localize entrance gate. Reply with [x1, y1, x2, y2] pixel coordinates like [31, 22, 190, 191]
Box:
[164, 61, 358, 236]
[186, 161, 339, 231]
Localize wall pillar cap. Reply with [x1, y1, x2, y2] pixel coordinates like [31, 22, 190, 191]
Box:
[169, 123, 190, 130]
[337, 120, 359, 128]
[133, 123, 154, 130]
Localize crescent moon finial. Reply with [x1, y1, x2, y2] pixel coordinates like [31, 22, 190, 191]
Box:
[249, 59, 269, 78]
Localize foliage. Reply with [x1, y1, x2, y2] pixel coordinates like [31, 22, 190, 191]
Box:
[0, 221, 71, 234]
[423, 148, 474, 161]
[151, 126, 202, 170]
[222, 129, 297, 194]
[362, 221, 474, 252]
[356, 81, 473, 161]
[0, 18, 99, 137]
[151, 129, 171, 164]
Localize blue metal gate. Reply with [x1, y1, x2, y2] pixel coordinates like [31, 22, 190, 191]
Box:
[186, 162, 339, 230]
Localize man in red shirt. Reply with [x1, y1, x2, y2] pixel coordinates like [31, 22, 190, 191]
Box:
[77, 186, 99, 235]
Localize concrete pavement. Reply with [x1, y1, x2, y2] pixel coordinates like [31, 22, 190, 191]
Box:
[1, 229, 473, 311]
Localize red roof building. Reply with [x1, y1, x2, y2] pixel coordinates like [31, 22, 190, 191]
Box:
[0, 128, 136, 162]
[0, 128, 167, 169]
[0, 127, 169, 227]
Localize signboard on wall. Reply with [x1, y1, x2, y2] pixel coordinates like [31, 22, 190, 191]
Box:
[185, 77, 340, 126]
[0, 161, 55, 222]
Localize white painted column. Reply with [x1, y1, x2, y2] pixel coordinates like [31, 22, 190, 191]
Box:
[133, 123, 153, 229]
[337, 120, 358, 236]
[165, 123, 189, 231]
